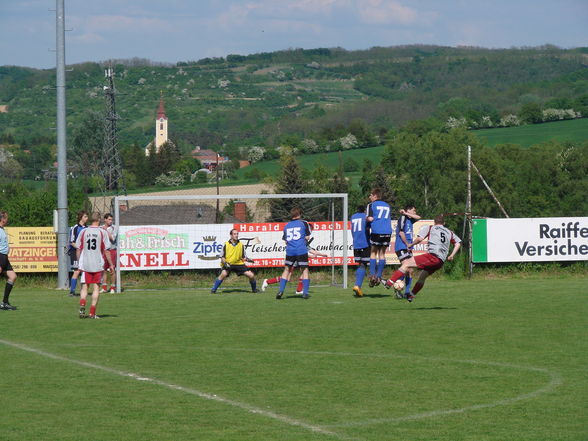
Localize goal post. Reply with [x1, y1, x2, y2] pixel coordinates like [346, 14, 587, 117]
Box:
[113, 193, 349, 292]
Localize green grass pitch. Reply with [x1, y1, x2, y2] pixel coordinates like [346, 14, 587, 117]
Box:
[1, 277, 587, 441]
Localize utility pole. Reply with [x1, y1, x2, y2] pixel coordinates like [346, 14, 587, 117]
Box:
[467, 145, 473, 277]
[215, 152, 220, 223]
[55, 0, 69, 289]
[97, 66, 127, 214]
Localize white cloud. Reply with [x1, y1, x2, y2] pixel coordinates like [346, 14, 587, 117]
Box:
[214, 0, 345, 26]
[70, 14, 169, 34]
[70, 32, 106, 44]
[287, 0, 341, 14]
[356, 0, 418, 25]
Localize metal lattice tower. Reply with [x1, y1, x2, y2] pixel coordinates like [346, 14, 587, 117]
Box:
[98, 67, 127, 213]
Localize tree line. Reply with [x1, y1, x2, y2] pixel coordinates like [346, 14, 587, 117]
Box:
[267, 129, 588, 231]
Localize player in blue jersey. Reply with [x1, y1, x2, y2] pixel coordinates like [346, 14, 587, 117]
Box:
[276, 207, 312, 299]
[68, 210, 88, 297]
[366, 188, 392, 287]
[351, 204, 370, 297]
[394, 204, 421, 298]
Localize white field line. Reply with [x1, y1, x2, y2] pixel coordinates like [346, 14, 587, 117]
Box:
[153, 347, 562, 429]
[0, 339, 353, 441]
[216, 348, 561, 429]
[7, 341, 563, 430]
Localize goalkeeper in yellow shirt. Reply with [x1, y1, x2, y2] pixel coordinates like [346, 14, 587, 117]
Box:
[211, 229, 258, 293]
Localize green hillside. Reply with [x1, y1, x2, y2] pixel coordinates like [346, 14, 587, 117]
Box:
[2, 45, 588, 219]
[475, 118, 588, 147]
[1, 45, 588, 156]
[236, 118, 588, 181]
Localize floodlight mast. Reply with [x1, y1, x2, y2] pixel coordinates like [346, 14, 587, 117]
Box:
[56, 0, 69, 289]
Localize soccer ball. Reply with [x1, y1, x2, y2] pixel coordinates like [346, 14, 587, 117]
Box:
[393, 279, 405, 292]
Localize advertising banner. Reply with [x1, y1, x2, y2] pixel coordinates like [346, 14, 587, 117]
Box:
[119, 220, 433, 271]
[472, 217, 588, 263]
[5, 227, 58, 272]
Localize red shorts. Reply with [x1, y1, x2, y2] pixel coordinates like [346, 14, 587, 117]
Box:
[81, 271, 101, 285]
[103, 249, 117, 270]
[414, 253, 444, 274]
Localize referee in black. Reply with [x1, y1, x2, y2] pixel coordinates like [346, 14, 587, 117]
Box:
[0, 210, 17, 310]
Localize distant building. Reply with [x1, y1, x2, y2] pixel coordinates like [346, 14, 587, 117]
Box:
[145, 92, 169, 156]
[191, 146, 229, 170]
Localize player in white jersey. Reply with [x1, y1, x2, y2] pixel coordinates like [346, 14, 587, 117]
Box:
[75, 212, 113, 319]
[101, 213, 118, 293]
[383, 215, 461, 302]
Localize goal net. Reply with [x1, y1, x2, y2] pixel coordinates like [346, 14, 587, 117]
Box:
[112, 193, 349, 292]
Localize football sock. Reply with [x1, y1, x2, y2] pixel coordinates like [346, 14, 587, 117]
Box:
[250, 280, 257, 292]
[80, 299, 86, 307]
[212, 278, 222, 291]
[302, 279, 310, 295]
[89, 305, 96, 316]
[102, 284, 108, 291]
[267, 277, 281, 284]
[412, 282, 424, 295]
[296, 279, 303, 292]
[355, 266, 366, 287]
[3, 280, 14, 303]
[279, 277, 288, 292]
[377, 259, 386, 278]
[369, 259, 377, 276]
[70, 278, 78, 294]
[389, 269, 405, 282]
[405, 275, 412, 294]
[110, 286, 116, 291]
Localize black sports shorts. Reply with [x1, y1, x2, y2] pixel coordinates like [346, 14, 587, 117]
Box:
[353, 247, 371, 264]
[284, 253, 309, 268]
[223, 264, 251, 276]
[396, 248, 413, 262]
[0, 253, 13, 274]
[369, 233, 391, 247]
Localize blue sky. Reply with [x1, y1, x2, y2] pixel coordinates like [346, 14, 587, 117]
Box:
[1, 0, 587, 69]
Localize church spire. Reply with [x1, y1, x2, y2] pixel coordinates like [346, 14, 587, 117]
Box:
[157, 91, 167, 120]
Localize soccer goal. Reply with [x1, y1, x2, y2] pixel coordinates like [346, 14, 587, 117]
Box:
[112, 193, 349, 292]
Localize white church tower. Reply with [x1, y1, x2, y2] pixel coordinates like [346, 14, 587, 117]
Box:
[146, 92, 169, 155]
[155, 91, 168, 152]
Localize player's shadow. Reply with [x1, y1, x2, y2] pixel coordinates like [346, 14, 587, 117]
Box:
[218, 289, 257, 294]
[406, 306, 457, 310]
[362, 293, 392, 298]
[82, 314, 119, 319]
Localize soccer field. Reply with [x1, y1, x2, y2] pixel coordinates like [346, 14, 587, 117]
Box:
[1, 278, 587, 441]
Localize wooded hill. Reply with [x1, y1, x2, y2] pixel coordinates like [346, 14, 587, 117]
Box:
[1, 44, 587, 158]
